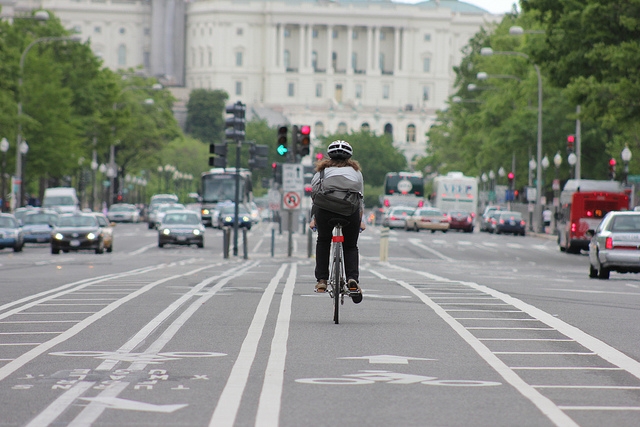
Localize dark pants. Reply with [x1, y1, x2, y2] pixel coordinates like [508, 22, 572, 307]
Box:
[314, 207, 361, 283]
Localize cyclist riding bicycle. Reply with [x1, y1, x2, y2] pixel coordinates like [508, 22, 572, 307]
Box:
[309, 140, 366, 303]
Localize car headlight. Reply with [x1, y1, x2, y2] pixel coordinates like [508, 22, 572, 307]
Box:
[87, 233, 96, 240]
[193, 229, 201, 235]
[224, 216, 232, 222]
[54, 233, 63, 240]
[163, 228, 171, 235]
[242, 216, 249, 222]
[202, 209, 210, 215]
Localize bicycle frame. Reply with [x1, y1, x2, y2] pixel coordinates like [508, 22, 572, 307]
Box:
[328, 224, 347, 324]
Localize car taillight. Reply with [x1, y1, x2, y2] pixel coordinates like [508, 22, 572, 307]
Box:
[520, 220, 526, 226]
[499, 219, 505, 224]
[384, 200, 390, 207]
[605, 237, 613, 249]
[417, 200, 424, 207]
[390, 215, 397, 220]
[571, 222, 577, 233]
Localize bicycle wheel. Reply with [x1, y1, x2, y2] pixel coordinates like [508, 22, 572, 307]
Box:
[332, 243, 341, 324]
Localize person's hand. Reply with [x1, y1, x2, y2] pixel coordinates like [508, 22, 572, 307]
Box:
[359, 220, 366, 232]
[309, 218, 317, 231]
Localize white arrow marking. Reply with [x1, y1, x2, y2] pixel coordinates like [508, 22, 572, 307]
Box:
[79, 396, 187, 413]
[339, 355, 436, 364]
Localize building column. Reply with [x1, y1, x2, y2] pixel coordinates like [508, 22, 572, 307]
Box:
[366, 26, 373, 71]
[373, 26, 380, 71]
[306, 24, 313, 71]
[326, 24, 333, 75]
[401, 27, 410, 73]
[278, 24, 284, 69]
[298, 24, 305, 71]
[393, 27, 400, 73]
[347, 25, 353, 75]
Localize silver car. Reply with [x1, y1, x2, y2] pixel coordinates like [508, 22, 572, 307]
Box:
[588, 211, 640, 280]
[382, 206, 415, 229]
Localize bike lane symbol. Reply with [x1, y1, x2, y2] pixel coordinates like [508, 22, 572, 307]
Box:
[296, 370, 501, 387]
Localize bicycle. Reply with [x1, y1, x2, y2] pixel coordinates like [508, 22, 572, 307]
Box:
[326, 218, 362, 324]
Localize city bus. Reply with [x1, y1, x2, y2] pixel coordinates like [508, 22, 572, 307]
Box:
[199, 168, 253, 226]
[557, 179, 629, 253]
[381, 171, 426, 209]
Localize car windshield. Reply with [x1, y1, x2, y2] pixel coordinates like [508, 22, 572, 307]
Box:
[44, 196, 75, 206]
[23, 213, 58, 225]
[610, 215, 640, 232]
[500, 212, 522, 221]
[449, 211, 469, 217]
[0, 217, 18, 228]
[163, 213, 201, 225]
[420, 209, 442, 216]
[95, 216, 109, 227]
[391, 208, 414, 216]
[221, 205, 249, 215]
[110, 205, 135, 212]
[58, 216, 98, 227]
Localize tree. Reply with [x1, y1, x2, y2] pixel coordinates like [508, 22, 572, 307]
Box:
[185, 89, 228, 144]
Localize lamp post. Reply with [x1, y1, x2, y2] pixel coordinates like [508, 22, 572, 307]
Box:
[91, 157, 98, 212]
[553, 152, 562, 235]
[621, 145, 632, 187]
[0, 138, 8, 212]
[19, 141, 29, 207]
[15, 35, 81, 212]
[481, 173, 488, 207]
[482, 46, 543, 232]
[489, 170, 495, 202]
[568, 152, 577, 179]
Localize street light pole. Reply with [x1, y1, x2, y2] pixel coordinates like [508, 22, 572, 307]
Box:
[481, 47, 543, 232]
[0, 138, 9, 212]
[16, 35, 80, 211]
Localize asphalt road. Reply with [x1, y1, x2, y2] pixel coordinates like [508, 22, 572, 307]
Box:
[0, 220, 638, 427]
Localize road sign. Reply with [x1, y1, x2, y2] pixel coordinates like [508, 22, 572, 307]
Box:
[283, 191, 301, 210]
[282, 163, 304, 192]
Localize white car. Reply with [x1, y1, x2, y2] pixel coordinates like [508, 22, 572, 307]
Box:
[106, 203, 140, 223]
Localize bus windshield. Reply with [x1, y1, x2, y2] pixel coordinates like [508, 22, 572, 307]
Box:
[201, 170, 252, 204]
[384, 172, 424, 197]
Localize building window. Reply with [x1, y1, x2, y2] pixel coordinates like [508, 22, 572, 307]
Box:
[423, 86, 430, 101]
[94, 26, 101, 34]
[355, 84, 362, 99]
[351, 52, 357, 70]
[209, 51, 212, 66]
[235, 81, 242, 96]
[312, 51, 318, 70]
[337, 122, 348, 134]
[380, 31, 386, 40]
[424, 33, 431, 42]
[117, 44, 126, 66]
[315, 122, 325, 136]
[236, 51, 243, 67]
[406, 124, 416, 143]
[352, 30, 358, 39]
[144, 27, 150, 36]
[361, 122, 370, 132]
[384, 123, 393, 135]
[143, 51, 150, 69]
[379, 53, 385, 71]
[315, 83, 322, 98]
[200, 51, 204, 67]
[332, 29, 338, 39]
[382, 84, 390, 99]
[332, 51, 337, 71]
[237, 28, 243, 36]
[423, 57, 431, 73]
[284, 50, 290, 69]
[284, 28, 290, 38]
[119, 27, 125, 35]
[288, 82, 295, 97]
[312, 28, 318, 38]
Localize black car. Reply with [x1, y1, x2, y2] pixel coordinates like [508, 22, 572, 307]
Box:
[217, 204, 252, 230]
[493, 211, 526, 236]
[51, 213, 105, 254]
[158, 210, 205, 248]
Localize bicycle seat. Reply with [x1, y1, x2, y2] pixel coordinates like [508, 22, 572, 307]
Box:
[328, 218, 350, 228]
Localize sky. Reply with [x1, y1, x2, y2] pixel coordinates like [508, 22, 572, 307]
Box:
[395, 0, 519, 15]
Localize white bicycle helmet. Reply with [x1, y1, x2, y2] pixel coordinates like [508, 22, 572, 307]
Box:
[327, 140, 353, 160]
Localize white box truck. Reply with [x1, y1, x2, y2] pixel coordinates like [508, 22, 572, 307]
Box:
[43, 187, 79, 214]
[433, 172, 478, 215]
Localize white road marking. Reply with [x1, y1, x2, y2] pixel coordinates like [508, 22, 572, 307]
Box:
[559, 406, 640, 411]
[209, 264, 288, 427]
[255, 263, 297, 427]
[128, 243, 157, 255]
[338, 355, 436, 364]
[409, 239, 455, 262]
[548, 288, 640, 296]
[533, 385, 640, 390]
[25, 381, 95, 427]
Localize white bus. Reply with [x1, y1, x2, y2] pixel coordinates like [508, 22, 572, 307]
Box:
[432, 172, 478, 215]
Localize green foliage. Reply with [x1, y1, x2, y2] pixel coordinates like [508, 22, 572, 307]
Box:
[185, 89, 228, 144]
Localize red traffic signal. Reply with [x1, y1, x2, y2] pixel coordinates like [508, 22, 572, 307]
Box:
[507, 172, 515, 180]
[609, 158, 617, 167]
[567, 134, 575, 143]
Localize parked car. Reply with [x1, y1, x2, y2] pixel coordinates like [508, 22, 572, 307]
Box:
[51, 212, 105, 254]
[21, 209, 59, 243]
[0, 213, 24, 252]
[448, 210, 474, 233]
[106, 203, 140, 223]
[158, 210, 205, 248]
[492, 211, 526, 236]
[405, 207, 450, 233]
[382, 206, 415, 229]
[92, 212, 115, 253]
[588, 211, 640, 280]
[480, 205, 503, 232]
[217, 204, 252, 230]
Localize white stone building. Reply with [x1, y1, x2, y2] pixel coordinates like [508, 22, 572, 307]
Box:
[5, 0, 500, 163]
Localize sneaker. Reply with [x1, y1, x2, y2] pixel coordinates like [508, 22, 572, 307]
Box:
[315, 280, 327, 293]
[348, 279, 363, 304]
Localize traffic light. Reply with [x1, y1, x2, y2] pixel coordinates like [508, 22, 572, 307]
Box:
[507, 171, 515, 188]
[209, 143, 227, 167]
[609, 158, 616, 180]
[272, 162, 282, 184]
[277, 125, 288, 156]
[225, 101, 246, 142]
[297, 125, 311, 156]
[248, 143, 269, 169]
[567, 134, 575, 153]
[291, 125, 299, 159]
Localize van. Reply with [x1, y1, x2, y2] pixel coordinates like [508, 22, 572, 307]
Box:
[42, 187, 79, 214]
